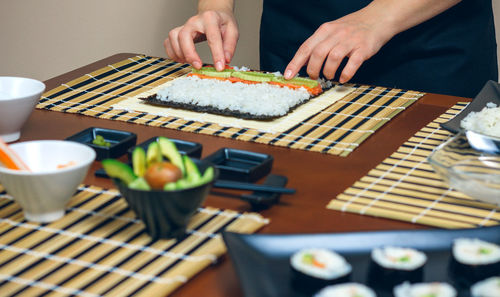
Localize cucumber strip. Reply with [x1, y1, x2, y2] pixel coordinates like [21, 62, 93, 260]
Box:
[231, 71, 275, 82]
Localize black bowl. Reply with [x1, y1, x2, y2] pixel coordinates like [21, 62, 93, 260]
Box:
[114, 159, 218, 240]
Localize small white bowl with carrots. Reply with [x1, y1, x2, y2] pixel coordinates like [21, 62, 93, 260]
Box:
[0, 139, 95, 222]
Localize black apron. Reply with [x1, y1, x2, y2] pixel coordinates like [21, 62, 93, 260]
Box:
[260, 0, 498, 98]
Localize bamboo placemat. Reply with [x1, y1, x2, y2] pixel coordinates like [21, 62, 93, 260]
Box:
[0, 184, 268, 296]
[328, 103, 500, 229]
[37, 55, 424, 157]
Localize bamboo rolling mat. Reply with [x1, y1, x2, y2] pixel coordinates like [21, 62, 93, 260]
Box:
[38, 55, 424, 157]
[0, 184, 268, 297]
[328, 103, 500, 229]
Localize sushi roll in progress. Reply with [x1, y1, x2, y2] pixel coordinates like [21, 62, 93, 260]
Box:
[470, 277, 500, 297]
[449, 238, 500, 287]
[314, 283, 376, 297]
[141, 66, 331, 120]
[368, 246, 427, 290]
[290, 248, 352, 294]
[393, 282, 457, 297]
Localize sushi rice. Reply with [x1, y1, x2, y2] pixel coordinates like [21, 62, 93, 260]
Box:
[452, 238, 500, 265]
[156, 75, 312, 117]
[460, 102, 500, 138]
[393, 282, 457, 297]
[471, 277, 500, 297]
[314, 283, 376, 297]
[371, 246, 427, 270]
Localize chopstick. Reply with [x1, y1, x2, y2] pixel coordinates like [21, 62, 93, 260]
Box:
[213, 180, 296, 194]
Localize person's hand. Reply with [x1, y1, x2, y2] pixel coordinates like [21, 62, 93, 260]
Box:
[284, 10, 393, 83]
[164, 10, 239, 71]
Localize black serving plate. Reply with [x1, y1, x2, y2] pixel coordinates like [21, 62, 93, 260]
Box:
[203, 148, 273, 182]
[223, 225, 500, 297]
[126, 137, 202, 161]
[441, 80, 500, 133]
[66, 127, 137, 161]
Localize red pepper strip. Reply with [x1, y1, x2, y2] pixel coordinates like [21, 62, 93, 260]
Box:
[312, 259, 326, 268]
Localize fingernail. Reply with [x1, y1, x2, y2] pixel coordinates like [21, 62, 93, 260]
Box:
[225, 52, 232, 63]
[215, 61, 224, 71]
[284, 70, 293, 79]
[192, 61, 202, 69]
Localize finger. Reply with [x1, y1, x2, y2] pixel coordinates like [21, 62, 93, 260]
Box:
[178, 26, 203, 68]
[164, 38, 179, 62]
[339, 50, 366, 83]
[306, 41, 337, 80]
[203, 13, 226, 70]
[322, 44, 350, 80]
[222, 21, 239, 64]
[168, 28, 187, 63]
[284, 34, 327, 79]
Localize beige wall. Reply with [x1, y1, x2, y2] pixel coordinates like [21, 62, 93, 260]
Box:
[0, 0, 262, 81]
[1, 0, 499, 82]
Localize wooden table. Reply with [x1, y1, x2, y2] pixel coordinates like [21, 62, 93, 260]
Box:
[19, 53, 470, 297]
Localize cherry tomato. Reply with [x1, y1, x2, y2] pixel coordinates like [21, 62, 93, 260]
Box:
[144, 162, 182, 189]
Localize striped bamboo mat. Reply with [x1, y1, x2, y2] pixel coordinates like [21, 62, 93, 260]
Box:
[37, 55, 424, 156]
[328, 103, 500, 229]
[0, 184, 268, 297]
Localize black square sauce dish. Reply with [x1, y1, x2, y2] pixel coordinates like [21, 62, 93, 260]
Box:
[66, 127, 137, 160]
[203, 148, 273, 182]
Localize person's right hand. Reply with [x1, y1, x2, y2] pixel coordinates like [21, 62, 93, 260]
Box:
[164, 10, 239, 71]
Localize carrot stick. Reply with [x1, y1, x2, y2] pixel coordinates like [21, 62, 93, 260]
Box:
[0, 138, 30, 171]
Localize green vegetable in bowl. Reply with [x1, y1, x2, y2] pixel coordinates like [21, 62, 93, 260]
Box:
[102, 137, 214, 191]
[92, 135, 111, 147]
[102, 159, 137, 185]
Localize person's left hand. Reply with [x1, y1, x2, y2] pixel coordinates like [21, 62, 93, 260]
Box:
[284, 9, 393, 83]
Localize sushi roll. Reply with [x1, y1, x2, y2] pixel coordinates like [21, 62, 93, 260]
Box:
[141, 66, 331, 120]
[314, 283, 376, 297]
[449, 238, 500, 287]
[393, 282, 457, 297]
[367, 246, 427, 290]
[470, 277, 500, 297]
[290, 248, 352, 294]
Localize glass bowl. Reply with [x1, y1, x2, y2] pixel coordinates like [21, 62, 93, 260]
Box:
[427, 133, 500, 206]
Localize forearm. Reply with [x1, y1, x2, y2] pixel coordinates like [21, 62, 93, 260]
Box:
[198, 0, 234, 14]
[362, 0, 462, 41]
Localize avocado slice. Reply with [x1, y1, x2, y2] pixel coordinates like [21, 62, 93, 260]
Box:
[102, 159, 137, 185]
[157, 137, 185, 176]
[128, 177, 151, 191]
[231, 71, 275, 82]
[132, 147, 147, 177]
[183, 155, 201, 182]
[146, 141, 162, 167]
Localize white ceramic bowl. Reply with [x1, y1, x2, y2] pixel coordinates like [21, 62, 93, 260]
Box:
[0, 77, 45, 142]
[0, 140, 95, 222]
